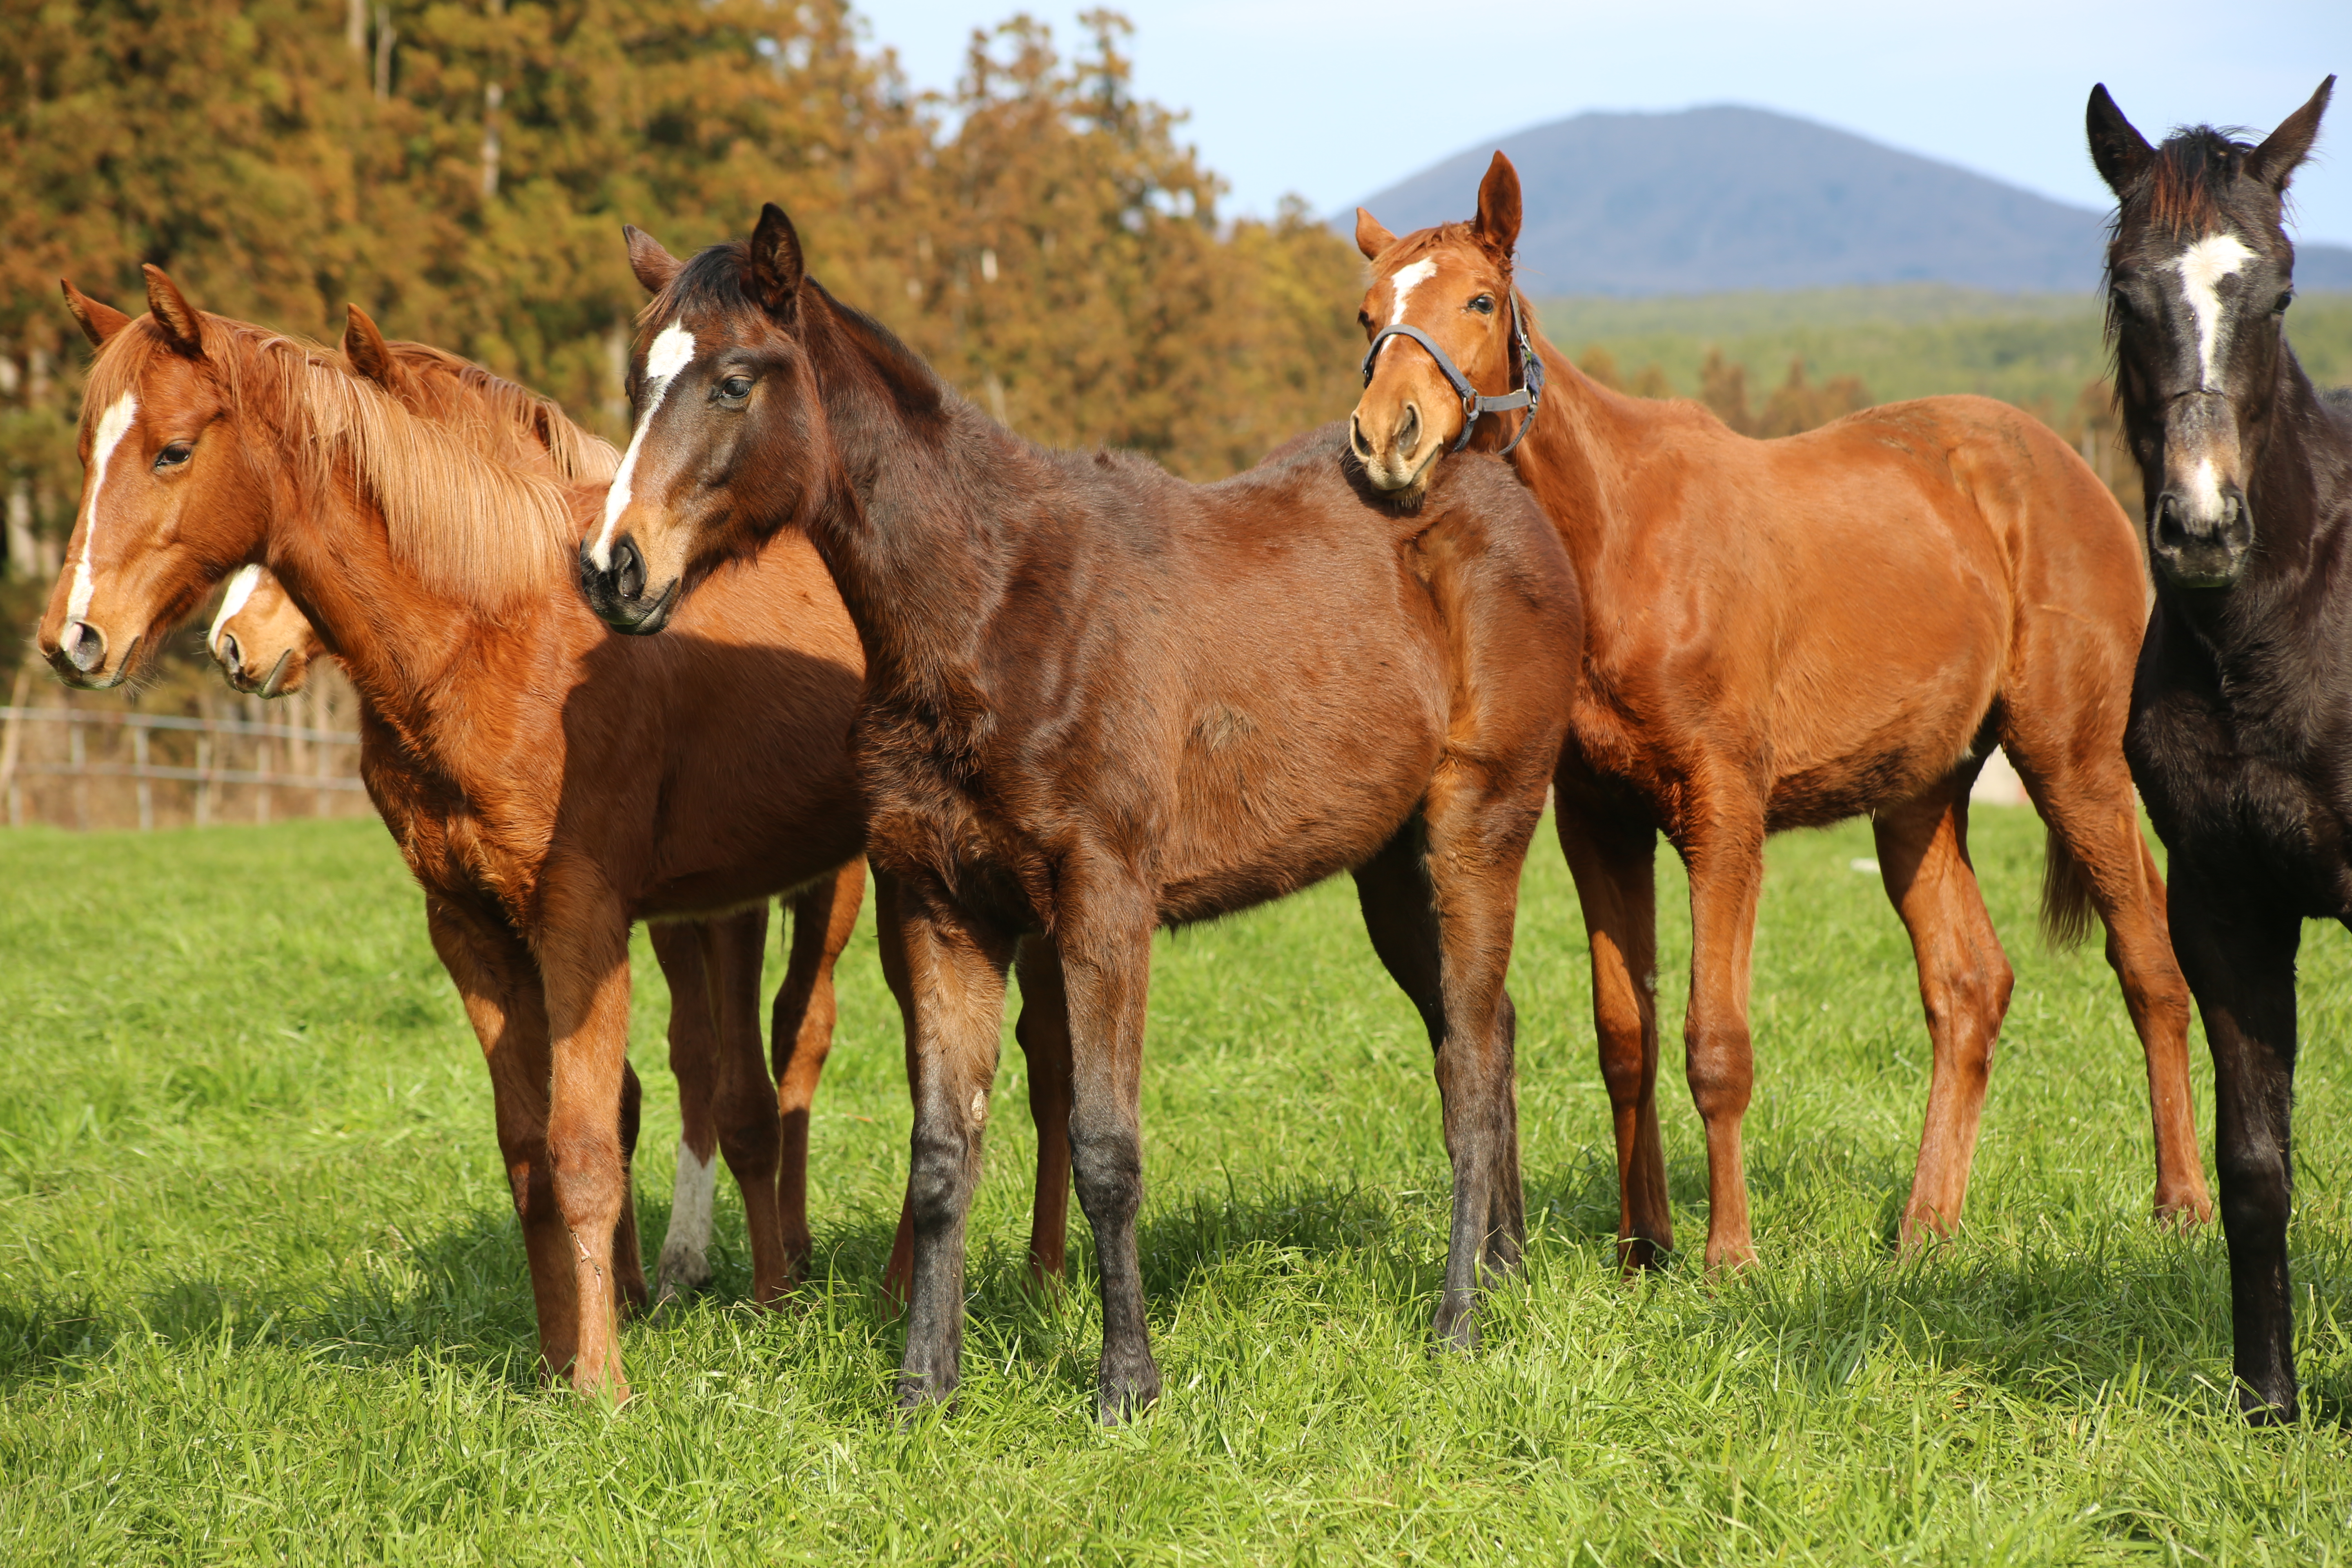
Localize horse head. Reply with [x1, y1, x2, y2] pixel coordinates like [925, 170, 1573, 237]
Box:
[2091, 76, 2335, 591]
[207, 563, 329, 697]
[1348, 152, 1539, 504]
[38, 267, 270, 688]
[581, 205, 842, 635]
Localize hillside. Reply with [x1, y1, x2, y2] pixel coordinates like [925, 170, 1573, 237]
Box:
[1532, 285, 2352, 413]
[1354, 106, 2352, 297]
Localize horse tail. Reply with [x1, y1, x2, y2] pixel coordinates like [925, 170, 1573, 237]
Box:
[2039, 824, 2099, 951]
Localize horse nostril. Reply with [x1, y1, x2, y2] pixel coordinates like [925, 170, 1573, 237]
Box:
[1397, 404, 1421, 458]
[216, 630, 243, 673]
[1350, 416, 1372, 460]
[62, 621, 106, 674]
[2154, 493, 2192, 552]
[615, 538, 646, 602]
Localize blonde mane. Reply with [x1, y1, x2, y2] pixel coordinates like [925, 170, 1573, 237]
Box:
[87, 316, 606, 609]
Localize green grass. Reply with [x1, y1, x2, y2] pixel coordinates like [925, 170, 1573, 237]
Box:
[1535, 285, 2352, 411]
[6, 811, 2352, 1561]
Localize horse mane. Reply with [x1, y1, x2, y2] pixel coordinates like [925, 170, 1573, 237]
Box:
[383, 341, 621, 484]
[85, 316, 593, 609]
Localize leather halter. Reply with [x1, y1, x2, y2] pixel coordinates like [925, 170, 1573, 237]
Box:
[1359, 287, 1546, 457]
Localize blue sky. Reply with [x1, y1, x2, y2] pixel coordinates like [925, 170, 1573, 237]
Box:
[853, 0, 2352, 247]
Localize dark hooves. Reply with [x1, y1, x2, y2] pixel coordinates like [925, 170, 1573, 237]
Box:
[1096, 1357, 1163, 1425]
[1432, 1300, 1480, 1354]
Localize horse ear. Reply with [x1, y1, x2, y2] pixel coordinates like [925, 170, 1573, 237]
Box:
[624, 225, 682, 295]
[2087, 84, 2156, 196]
[341, 304, 397, 386]
[1354, 208, 1397, 261]
[59, 280, 131, 348]
[1474, 152, 1522, 257]
[746, 202, 805, 314]
[140, 264, 205, 357]
[2247, 76, 2335, 193]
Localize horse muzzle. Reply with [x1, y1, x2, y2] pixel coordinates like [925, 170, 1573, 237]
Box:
[577, 536, 682, 635]
[43, 621, 138, 689]
[2151, 486, 2254, 590]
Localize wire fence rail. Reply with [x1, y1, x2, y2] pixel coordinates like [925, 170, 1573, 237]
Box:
[0, 666, 369, 832]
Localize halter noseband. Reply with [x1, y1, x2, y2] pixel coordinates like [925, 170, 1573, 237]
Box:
[1359, 287, 1546, 458]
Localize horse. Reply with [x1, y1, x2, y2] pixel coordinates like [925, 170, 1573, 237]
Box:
[1347, 153, 2212, 1272]
[576, 205, 1581, 1422]
[2089, 77, 2342, 1423]
[31, 270, 1071, 1401]
[208, 564, 328, 696]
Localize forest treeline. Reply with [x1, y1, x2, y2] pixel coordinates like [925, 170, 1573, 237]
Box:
[0, 0, 1371, 581]
[2, 0, 2154, 603]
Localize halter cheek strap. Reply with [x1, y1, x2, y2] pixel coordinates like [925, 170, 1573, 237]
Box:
[1359, 290, 1547, 457]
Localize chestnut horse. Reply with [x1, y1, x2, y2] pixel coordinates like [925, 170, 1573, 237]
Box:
[2091, 78, 2341, 1422]
[1349, 154, 2211, 1270]
[33, 272, 1069, 1400]
[577, 206, 1580, 1421]
[203, 562, 825, 1303]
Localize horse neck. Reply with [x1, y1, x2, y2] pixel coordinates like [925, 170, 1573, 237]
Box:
[796, 292, 1013, 705]
[1501, 336, 1630, 577]
[253, 427, 563, 745]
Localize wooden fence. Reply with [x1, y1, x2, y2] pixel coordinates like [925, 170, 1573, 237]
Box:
[0, 665, 369, 831]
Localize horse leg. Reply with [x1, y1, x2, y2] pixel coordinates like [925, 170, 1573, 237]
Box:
[615, 1058, 648, 1316]
[2009, 747, 2212, 1225]
[772, 860, 868, 1287]
[1050, 862, 1161, 1422]
[425, 898, 577, 1378]
[535, 865, 639, 1401]
[698, 906, 787, 1305]
[648, 921, 721, 1302]
[1555, 804, 1670, 1268]
[1678, 796, 1768, 1271]
[1012, 935, 1075, 1289]
[892, 877, 1015, 1412]
[2171, 874, 2302, 1421]
[1871, 780, 2016, 1245]
[875, 872, 920, 1308]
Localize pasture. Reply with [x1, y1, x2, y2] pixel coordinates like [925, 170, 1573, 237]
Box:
[4, 810, 2352, 1563]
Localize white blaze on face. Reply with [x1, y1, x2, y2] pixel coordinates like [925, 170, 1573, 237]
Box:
[67, 392, 140, 622]
[590, 320, 699, 568]
[1368, 257, 1441, 372]
[207, 563, 264, 659]
[2171, 232, 2257, 390]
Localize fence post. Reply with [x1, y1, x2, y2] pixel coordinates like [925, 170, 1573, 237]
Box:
[0, 666, 28, 827]
[133, 720, 153, 831]
[67, 712, 86, 831]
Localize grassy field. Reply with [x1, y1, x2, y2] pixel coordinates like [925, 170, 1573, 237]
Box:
[1534, 285, 2352, 412]
[6, 812, 2352, 1562]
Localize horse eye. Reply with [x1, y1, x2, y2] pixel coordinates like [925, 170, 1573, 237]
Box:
[2274, 290, 2294, 315]
[1468, 295, 1495, 315]
[715, 376, 753, 403]
[1357, 310, 1374, 331]
[154, 443, 193, 470]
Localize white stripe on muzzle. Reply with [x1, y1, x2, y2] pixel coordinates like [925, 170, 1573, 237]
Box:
[67, 393, 140, 622]
[590, 321, 697, 569]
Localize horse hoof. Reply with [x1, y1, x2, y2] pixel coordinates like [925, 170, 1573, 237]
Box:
[1431, 1301, 1479, 1354]
[1096, 1361, 1162, 1425]
[653, 1249, 714, 1304]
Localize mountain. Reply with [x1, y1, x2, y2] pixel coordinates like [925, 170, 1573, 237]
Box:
[1346, 105, 2352, 297]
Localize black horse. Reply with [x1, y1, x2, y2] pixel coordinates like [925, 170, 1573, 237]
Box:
[2089, 75, 2344, 1422]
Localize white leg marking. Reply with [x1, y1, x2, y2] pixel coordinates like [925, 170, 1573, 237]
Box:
[2172, 233, 2256, 390]
[67, 392, 139, 622]
[207, 563, 264, 657]
[590, 321, 698, 568]
[655, 1137, 718, 1294]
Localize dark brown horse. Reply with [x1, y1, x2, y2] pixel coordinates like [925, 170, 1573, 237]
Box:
[2091, 78, 2342, 1422]
[32, 272, 1070, 1401]
[1349, 154, 2212, 1271]
[577, 206, 1581, 1421]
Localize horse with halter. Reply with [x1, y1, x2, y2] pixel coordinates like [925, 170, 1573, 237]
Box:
[33, 271, 1072, 1401]
[577, 205, 1582, 1421]
[2090, 77, 2343, 1423]
[1350, 153, 2212, 1273]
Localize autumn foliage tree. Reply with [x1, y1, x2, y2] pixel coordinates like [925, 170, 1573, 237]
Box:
[0, 0, 1364, 583]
